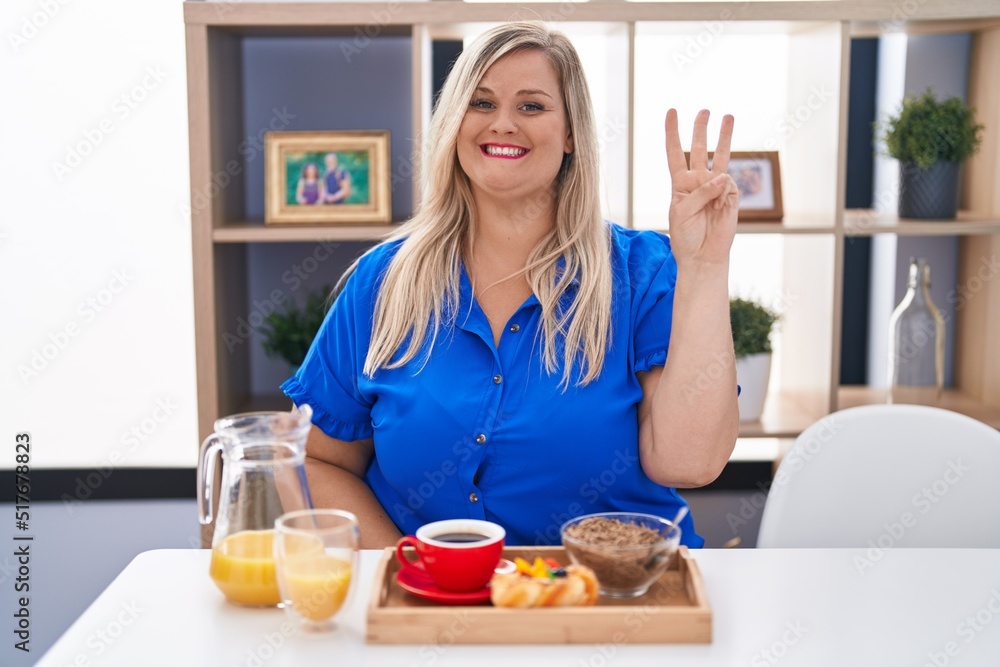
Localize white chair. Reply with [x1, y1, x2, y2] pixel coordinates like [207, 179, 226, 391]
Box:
[757, 404, 1000, 548]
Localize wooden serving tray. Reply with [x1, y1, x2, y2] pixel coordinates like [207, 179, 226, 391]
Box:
[366, 546, 712, 644]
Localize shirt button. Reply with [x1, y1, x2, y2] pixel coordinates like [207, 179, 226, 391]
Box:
[509, 323, 520, 333]
[469, 493, 479, 503]
[492, 374, 502, 384]
[475, 433, 487, 444]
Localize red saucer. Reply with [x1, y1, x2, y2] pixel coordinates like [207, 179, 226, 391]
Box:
[395, 562, 493, 605]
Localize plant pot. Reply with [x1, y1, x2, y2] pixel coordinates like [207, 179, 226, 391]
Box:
[735, 352, 771, 422]
[898, 161, 960, 220]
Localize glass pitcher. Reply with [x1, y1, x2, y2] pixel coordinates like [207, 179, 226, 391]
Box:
[198, 404, 314, 606]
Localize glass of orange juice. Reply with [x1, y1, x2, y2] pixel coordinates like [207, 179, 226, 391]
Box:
[274, 509, 359, 632]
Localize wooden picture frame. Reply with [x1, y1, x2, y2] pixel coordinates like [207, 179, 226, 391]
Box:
[265, 130, 391, 225]
[684, 151, 783, 222]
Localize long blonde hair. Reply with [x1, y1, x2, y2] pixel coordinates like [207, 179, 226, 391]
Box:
[361, 21, 612, 388]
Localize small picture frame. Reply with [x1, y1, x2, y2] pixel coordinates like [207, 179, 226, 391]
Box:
[685, 151, 784, 222]
[265, 130, 391, 225]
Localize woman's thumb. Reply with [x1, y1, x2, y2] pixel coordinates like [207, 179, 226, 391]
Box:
[674, 174, 727, 221]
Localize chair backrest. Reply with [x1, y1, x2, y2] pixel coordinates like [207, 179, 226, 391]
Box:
[757, 404, 1000, 548]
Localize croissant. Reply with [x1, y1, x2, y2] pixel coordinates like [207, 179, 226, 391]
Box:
[490, 564, 599, 607]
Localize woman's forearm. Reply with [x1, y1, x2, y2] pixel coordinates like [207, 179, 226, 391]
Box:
[644, 261, 739, 487]
[304, 456, 402, 549]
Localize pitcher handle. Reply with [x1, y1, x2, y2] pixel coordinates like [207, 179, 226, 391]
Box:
[197, 434, 223, 525]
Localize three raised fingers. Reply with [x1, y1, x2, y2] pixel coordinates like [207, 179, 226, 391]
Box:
[664, 109, 736, 176]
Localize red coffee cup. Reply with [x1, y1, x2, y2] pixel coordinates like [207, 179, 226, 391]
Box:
[395, 519, 505, 592]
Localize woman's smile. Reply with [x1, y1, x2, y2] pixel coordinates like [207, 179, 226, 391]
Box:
[481, 143, 530, 159]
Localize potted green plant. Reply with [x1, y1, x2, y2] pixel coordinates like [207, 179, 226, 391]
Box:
[730, 297, 779, 422]
[259, 286, 332, 372]
[879, 89, 984, 220]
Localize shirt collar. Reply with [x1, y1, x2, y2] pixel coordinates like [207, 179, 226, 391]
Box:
[455, 255, 578, 335]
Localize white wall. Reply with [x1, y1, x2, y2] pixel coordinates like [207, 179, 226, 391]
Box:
[1, 0, 197, 468]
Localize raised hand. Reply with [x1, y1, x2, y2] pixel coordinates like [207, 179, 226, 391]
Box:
[664, 109, 738, 267]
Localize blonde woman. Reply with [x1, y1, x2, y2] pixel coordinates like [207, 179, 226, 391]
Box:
[283, 22, 740, 549]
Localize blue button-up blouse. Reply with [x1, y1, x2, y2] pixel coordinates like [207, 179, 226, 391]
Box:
[281, 222, 704, 547]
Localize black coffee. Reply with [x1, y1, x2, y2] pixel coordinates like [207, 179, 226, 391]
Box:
[432, 532, 490, 543]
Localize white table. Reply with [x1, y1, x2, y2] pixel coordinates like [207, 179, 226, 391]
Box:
[38, 548, 1000, 666]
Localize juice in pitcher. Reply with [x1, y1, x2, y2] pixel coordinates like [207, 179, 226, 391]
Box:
[209, 530, 280, 606]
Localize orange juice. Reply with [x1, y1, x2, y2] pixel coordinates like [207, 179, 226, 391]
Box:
[281, 555, 353, 621]
[209, 530, 280, 606]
